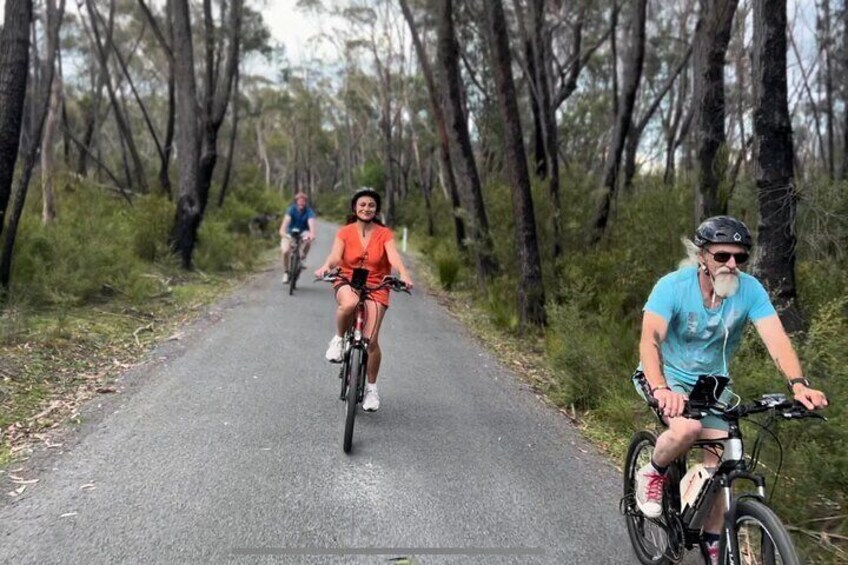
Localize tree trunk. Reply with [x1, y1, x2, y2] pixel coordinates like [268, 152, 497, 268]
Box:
[196, 0, 242, 217]
[1, 0, 64, 292]
[530, 0, 562, 258]
[160, 0, 175, 197]
[170, 0, 201, 269]
[592, 0, 648, 243]
[693, 0, 738, 220]
[483, 0, 546, 327]
[610, 1, 619, 118]
[398, 0, 466, 252]
[820, 0, 835, 179]
[752, 0, 803, 332]
[842, 0, 848, 180]
[256, 118, 270, 186]
[218, 65, 239, 208]
[436, 0, 498, 281]
[41, 72, 62, 224]
[0, 0, 33, 233]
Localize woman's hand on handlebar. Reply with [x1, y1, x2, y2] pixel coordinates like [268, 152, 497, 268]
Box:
[314, 266, 336, 280]
[400, 275, 414, 291]
[653, 388, 687, 419]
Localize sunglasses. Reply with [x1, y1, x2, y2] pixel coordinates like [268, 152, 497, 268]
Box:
[705, 249, 749, 265]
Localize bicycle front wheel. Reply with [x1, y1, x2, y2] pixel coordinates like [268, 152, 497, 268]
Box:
[720, 499, 800, 565]
[288, 252, 299, 295]
[623, 430, 674, 565]
[343, 346, 364, 454]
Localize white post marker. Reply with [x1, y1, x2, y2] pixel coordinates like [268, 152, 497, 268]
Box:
[402, 227, 408, 252]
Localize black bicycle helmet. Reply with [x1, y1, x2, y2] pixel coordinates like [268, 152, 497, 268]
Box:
[350, 187, 382, 213]
[694, 216, 753, 249]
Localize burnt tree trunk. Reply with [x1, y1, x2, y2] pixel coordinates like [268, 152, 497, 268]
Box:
[752, 0, 803, 332]
[693, 0, 738, 220]
[483, 0, 546, 327]
[0, 0, 33, 233]
[1, 0, 65, 292]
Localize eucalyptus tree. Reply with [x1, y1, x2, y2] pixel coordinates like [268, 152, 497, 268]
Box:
[0, 0, 33, 240]
[752, 0, 802, 332]
[1, 0, 66, 291]
[170, 0, 201, 268]
[591, 0, 647, 243]
[483, 0, 545, 328]
[692, 0, 738, 219]
[434, 0, 498, 281]
[398, 0, 467, 251]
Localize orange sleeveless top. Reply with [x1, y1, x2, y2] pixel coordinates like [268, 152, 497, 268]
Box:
[334, 223, 394, 307]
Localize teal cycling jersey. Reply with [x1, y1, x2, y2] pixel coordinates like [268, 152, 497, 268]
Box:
[638, 266, 776, 385]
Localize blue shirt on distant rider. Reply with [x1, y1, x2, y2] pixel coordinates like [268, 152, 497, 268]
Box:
[639, 266, 776, 385]
[286, 204, 315, 234]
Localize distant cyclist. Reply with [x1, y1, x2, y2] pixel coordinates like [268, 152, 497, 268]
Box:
[279, 192, 316, 284]
[632, 215, 827, 564]
[314, 188, 414, 412]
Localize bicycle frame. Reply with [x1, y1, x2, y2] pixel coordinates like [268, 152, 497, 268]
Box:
[672, 420, 768, 554]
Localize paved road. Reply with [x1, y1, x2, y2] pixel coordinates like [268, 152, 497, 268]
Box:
[1, 220, 648, 564]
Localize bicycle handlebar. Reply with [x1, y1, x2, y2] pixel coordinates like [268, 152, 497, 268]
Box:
[646, 393, 826, 422]
[315, 268, 411, 294]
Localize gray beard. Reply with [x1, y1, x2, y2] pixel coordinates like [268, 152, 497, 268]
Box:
[713, 273, 739, 298]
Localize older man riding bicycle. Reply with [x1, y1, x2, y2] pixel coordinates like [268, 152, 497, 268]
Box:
[632, 216, 827, 565]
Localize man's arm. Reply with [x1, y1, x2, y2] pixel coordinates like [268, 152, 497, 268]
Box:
[279, 213, 291, 237]
[640, 312, 685, 417]
[306, 217, 316, 241]
[754, 315, 828, 409]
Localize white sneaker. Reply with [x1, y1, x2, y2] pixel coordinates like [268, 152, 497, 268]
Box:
[634, 462, 667, 519]
[362, 385, 380, 412]
[282, 271, 290, 284]
[325, 335, 344, 363]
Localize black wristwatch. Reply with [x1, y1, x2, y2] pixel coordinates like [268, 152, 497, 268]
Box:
[787, 377, 810, 391]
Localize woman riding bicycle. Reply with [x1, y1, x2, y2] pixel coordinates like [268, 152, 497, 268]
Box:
[632, 216, 827, 564]
[314, 188, 414, 412]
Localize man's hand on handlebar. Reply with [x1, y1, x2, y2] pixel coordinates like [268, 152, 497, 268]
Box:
[793, 386, 828, 411]
[653, 388, 687, 419]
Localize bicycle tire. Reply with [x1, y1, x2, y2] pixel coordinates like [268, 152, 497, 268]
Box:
[288, 250, 299, 295]
[338, 339, 349, 401]
[719, 499, 800, 565]
[623, 430, 674, 565]
[343, 346, 364, 453]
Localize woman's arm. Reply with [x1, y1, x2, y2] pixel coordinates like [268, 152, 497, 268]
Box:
[315, 236, 345, 278]
[384, 238, 413, 289]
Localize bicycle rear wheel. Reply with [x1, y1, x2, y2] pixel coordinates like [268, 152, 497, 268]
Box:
[343, 346, 364, 453]
[623, 430, 675, 565]
[720, 499, 800, 565]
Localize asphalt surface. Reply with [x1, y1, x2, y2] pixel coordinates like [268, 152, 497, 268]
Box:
[0, 220, 656, 564]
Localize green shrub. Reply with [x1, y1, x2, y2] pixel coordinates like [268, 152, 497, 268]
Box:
[436, 252, 461, 290]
